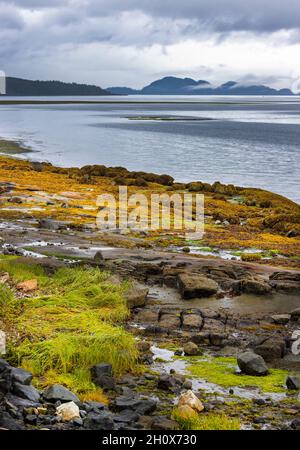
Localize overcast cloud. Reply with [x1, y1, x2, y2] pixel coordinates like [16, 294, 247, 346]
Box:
[0, 0, 300, 89]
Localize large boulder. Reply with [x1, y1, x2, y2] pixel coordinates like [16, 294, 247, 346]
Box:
[237, 351, 268, 376]
[124, 282, 149, 309]
[43, 384, 79, 403]
[271, 314, 291, 325]
[254, 339, 286, 362]
[178, 273, 218, 299]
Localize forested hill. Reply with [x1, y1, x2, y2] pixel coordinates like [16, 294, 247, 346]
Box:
[3, 77, 111, 96]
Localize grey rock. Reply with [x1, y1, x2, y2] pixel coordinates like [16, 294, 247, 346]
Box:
[178, 273, 218, 299]
[237, 351, 268, 376]
[84, 411, 115, 430]
[11, 367, 33, 385]
[13, 383, 40, 403]
[43, 384, 79, 403]
[286, 375, 300, 390]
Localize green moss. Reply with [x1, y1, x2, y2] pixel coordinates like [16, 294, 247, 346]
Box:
[172, 408, 240, 430]
[186, 356, 287, 393]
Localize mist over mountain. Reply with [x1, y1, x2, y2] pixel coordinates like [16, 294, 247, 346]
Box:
[108, 76, 293, 95]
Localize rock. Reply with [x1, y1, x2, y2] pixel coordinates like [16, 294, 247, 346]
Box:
[174, 349, 183, 356]
[178, 390, 204, 412]
[24, 414, 38, 426]
[182, 380, 193, 390]
[286, 375, 300, 390]
[271, 314, 291, 325]
[93, 251, 104, 261]
[240, 278, 271, 295]
[56, 401, 80, 421]
[178, 273, 218, 299]
[290, 308, 300, 321]
[291, 419, 300, 430]
[13, 383, 40, 403]
[159, 313, 181, 330]
[11, 367, 33, 385]
[135, 309, 159, 323]
[209, 333, 227, 347]
[137, 341, 151, 353]
[0, 361, 12, 394]
[113, 410, 139, 424]
[182, 313, 203, 331]
[0, 412, 23, 430]
[191, 332, 210, 345]
[16, 279, 38, 292]
[184, 342, 200, 356]
[114, 392, 156, 415]
[8, 196, 23, 204]
[157, 374, 178, 391]
[237, 352, 268, 376]
[84, 411, 115, 430]
[254, 338, 286, 361]
[152, 417, 178, 430]
[124, 282, 149, 309]
[43, 384, 79, 403]
[38, 219, 60, 230]
[90, 363, 115, 390]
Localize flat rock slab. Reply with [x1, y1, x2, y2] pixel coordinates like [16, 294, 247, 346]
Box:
[178, 273, 218, 299]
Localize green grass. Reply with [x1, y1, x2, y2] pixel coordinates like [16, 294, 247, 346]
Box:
[186, 356, 287, 393]
[1, 260, 139, 397]
[172, 408, 240, 430]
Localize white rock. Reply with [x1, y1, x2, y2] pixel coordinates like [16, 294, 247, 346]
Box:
[178, 390, 204, 412]
[56, 401, 80, 421]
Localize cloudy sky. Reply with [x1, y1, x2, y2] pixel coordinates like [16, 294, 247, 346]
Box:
[1, 0, 300, 89]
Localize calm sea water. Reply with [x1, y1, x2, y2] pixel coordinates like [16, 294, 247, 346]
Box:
[0, 95, 299, 203]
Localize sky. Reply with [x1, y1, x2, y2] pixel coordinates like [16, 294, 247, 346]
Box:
[1, 0, 300, 90]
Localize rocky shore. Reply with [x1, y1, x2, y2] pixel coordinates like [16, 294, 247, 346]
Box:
[0, 154, 300, 430]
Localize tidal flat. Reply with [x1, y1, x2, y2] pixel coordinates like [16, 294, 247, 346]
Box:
[0, 152, 300, 430]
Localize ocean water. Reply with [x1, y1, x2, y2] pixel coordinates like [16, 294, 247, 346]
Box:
[0, 95, 299, 203]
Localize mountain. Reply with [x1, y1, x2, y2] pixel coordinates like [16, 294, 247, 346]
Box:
[107, 76, 294, 96]
[3, 77, 111, 96]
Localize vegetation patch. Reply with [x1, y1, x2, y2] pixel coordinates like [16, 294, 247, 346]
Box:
[172, 408, 240, 430]
[186, 356, 287, 393]
[0, 259, 138, 399]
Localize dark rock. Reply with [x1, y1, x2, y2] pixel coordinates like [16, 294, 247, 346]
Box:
[13, 383, 40, 403]
[11, 367, 33, 385]
[114, 409, 139, 423]
[209, 333, 227, 347]
[90, 363, 115, 390]
[137, 341, 152, 353]
[24, 414, 38, 426]
[152, 417, 178, 430]
[114, 393, 156, 415]
[178, 273, 218, 299]
[0, 365, 12, 394]
[94, 251, 104, 261]
[291, 419, 300, 430]
[290, 308, 300, 321]
[254, 339, 286, 361]
[0, 412, 23, 430]
[286, 375, 300, 390]
[237, 351, 268, 376]
[157, 374, 178, 391]
[84, 411, 115, 430]
[182, 380, 193, 390]
[191, 332, 210, 345]
[5, 393, 40, 409]
[43, 384, 79, 403]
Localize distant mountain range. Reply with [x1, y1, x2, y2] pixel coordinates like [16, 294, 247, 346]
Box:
[107, 76, 293, 96]
[3, 77, 111, 96]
